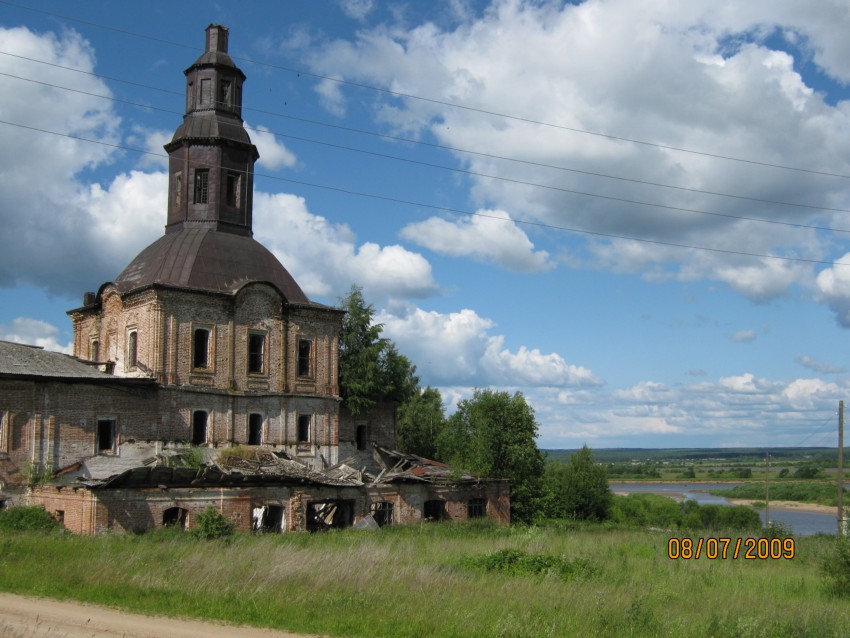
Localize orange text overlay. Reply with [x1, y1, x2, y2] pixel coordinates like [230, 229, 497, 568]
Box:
[667, 537, 795, 560]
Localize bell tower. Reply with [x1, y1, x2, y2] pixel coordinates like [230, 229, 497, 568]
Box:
[164, 24, 259, 236]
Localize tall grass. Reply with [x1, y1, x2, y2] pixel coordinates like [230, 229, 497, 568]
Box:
[713, 481, 845, 506]
[0, 522, 846, 637]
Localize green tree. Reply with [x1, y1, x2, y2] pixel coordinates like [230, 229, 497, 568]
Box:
[437, 389, 544, 523]
[338, 286, 418, 415]
[543, 446, 612, 521]
[397, 386, 446, 458]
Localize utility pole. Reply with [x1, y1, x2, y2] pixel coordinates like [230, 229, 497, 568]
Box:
[765, 452, 770, 530]
[839, 400, 845, 537]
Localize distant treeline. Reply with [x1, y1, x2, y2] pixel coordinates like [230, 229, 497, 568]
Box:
[544, 447, 844, 464]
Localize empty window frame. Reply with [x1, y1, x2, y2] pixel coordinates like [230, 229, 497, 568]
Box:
[424, 499, 447, 522]
[192, 410, 208, 445]
[97, 418, 116, 453]
[193, 327, 211, 369]
[297, 414, 311, 443]
[90, 339, 99, 362]
[370, 501, 393, 527]
[127, 330, 138, 369]
[193, 169, 209, 204]
[306, 499, 354, 532]
[225, 171, 241, 207]
[248, 413, 263, 445]
[248, 332, 265, 374]
[163, 507, 188, 529]
[355, 425, 367, 451]
[218, 79, 232, 107]
[467, 498, 487, 519]
[297, 339, 312, 377]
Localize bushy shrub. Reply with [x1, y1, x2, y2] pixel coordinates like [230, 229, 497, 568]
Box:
[191, 507, 235, 540]
[822, 538, 850, 596]
[0, 506, 61, 532]
[460, 548, 595, 580]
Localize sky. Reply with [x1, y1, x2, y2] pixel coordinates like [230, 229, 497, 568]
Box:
[1, 0, 850, 450]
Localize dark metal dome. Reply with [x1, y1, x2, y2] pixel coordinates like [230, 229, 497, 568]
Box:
[113, 227, 308, 302]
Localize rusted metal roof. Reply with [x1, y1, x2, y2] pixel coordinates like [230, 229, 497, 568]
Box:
[113, 227, 309, 302]
[170, 111, 254, 147]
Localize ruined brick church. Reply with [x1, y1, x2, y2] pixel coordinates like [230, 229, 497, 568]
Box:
[0, 25, 509, 533]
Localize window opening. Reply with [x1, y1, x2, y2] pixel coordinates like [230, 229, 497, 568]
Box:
[248, 333, 265, 374]
[253, 505, 284, 533]
[370, 501, 393, 527]
[192, 411, 208, 445]
[127, 330, 137, 369]
[297, 339, 311, 377]
[356, 425, 367, 451]
[163, 507, 188, 529]
[467, 498, 487, 519]
[194, 169, 209, 204]
[193, 328, 210, 369]
[90, 339, 99, 362]
[306, 499, 354, 532]
[297, 414, 311, 443]
[97, 419, 115, 452]
[225, 171, 241, 207]
[248, 413, 263, 445]
[54, 510, 65, 525]
[424, 500, 447, 522]
[219, 79, 232, 107]
[174, 171, 182, 208]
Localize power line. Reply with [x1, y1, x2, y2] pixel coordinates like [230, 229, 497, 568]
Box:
[5, 48, 850, 218]
[3, 0, 850, 180]
[2, 116, 849, 270]
[3, 68, 850, 237]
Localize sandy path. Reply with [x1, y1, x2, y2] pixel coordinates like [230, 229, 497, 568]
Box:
[0, 592, 323, 638]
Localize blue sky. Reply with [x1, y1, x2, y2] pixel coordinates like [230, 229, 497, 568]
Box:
[2, 0, 850, 449]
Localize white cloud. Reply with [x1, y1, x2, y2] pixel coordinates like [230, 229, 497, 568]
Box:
[248, 123, 297, 170]
[125, 127, 171, 170]
[816, 255, 850, 327]
[377, 304, 600, 387]
[401, 210, 553, 272]
[731, 330, 757, 343]
[253, 192, 438, 301]
[0, 317, 72, 353]
[302, 0, 850, 305]
[338, 0, 376, 21]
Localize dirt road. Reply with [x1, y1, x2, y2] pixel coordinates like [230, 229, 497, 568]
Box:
[0, 592, 322, 638]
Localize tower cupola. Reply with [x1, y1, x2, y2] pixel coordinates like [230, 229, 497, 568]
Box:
[163, 24, 259, 236]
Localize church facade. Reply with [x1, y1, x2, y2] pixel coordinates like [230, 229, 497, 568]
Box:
[0, 25, 510, 533]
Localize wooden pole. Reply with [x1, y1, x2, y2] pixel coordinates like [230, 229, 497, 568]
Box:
[839, 400, 845, 537]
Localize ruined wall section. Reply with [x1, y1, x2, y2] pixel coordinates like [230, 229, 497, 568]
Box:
[338, 402, 397, 473]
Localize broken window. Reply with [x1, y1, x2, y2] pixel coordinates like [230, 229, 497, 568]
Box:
[424, 499, 447, 522]
[297, 339, 311, 377]
[467, 498, 487, 519]
[127, 330, 137, 369]
[97, 419, 116, 453]
[248, 413, 263, 445]
[225, 171, 240, 207]
[192, 410, 208, 445]
[54, 510, 65, 525]
[193, 328, 210, 369]
[370, 501, 393, 527]
[248, 332, 265, 374]
[194, 169, 209, 204]
[253, 505, 284, 533]
[306, 499, 354, 532]
[355, 425, 367, 451]
[297, 414, 311, 443]
[163, 507, 188, 529]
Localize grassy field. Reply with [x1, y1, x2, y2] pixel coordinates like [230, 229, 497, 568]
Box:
[1, 521, 849, 637]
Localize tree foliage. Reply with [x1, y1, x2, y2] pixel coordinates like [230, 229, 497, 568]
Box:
[437, 389, 544, 523]
[338, 286, 418, 415]
[542, 446, 612, 521]
[397, 386, 446, 458]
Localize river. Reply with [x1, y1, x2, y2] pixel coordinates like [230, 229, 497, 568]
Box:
[610, 482, 840, 536]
